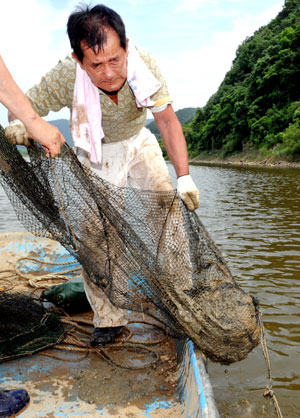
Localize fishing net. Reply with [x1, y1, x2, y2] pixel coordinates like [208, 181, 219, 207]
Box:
[0, 291, 64, 362]
[0, 125, 260, 365]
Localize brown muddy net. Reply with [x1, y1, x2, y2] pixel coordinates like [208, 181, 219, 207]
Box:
[0, 125, 260, 365]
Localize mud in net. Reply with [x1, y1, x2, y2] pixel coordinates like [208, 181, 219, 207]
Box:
[0, 125, 260, 365]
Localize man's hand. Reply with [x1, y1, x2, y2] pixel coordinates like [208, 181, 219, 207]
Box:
[25, 118, 65, 158]
[5, 118, 65, 158]
[177, 174, 200, 211]
[5, 119, 34, 147]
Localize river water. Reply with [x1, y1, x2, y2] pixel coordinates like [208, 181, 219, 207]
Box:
[0, 162, 299, 418]
[188, 163, 300, 418]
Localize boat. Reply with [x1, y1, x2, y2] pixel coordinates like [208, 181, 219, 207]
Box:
[0, 232, 219, 418]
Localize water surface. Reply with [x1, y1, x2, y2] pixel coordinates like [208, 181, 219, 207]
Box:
[187, 163, 300, 418]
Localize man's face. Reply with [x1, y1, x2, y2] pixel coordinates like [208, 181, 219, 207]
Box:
[74, 30, 128, 92]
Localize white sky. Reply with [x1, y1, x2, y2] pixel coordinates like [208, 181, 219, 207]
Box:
[0, 0, 284, 126]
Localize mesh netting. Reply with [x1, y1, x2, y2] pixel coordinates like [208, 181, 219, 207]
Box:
[0, 125, 260, 364]
[0, 292, 64, 362]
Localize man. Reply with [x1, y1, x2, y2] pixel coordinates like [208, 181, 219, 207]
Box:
[5, 4, 200, 346]
[0, 56, 64, 157]
[0, 55, 65, 418]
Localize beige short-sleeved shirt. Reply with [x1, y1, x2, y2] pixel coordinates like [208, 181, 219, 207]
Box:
[26, 48, 172, 143]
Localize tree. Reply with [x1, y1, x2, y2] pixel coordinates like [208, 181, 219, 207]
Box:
[184, 0, 300, 159]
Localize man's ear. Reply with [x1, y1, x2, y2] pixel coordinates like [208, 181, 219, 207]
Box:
[125, 38, 129, 57]
[72, 52, 84, 69]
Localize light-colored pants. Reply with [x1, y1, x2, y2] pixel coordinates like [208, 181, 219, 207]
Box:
[76, 127, 173, 327]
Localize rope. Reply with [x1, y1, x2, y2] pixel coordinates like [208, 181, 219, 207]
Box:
[95, 341, 160, 370]
[0, 254, 290, 395]
[127, 319, 168, 345]
[258, 310, 284, 418]
[41, 315, 166, 370]
[0, 257, 82, 290]
[0, 256, 163, 369]
[0, 243, 169, 370]
[0, 271, 18, 291]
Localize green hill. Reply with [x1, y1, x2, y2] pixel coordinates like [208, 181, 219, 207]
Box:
[185, 0, 300, 161]
[146, 107, 198, 137]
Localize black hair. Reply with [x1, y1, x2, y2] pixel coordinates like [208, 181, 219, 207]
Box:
[67, 3, 126, 62]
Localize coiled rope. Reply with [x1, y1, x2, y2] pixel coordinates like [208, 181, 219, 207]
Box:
[0, 257, 171, 371]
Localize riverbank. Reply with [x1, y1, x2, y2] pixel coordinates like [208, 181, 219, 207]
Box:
[189, 151, 300, 169]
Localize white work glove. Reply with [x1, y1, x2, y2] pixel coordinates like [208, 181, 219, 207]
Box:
[4, 119, 35, 147]
[177, 174, 200, 211]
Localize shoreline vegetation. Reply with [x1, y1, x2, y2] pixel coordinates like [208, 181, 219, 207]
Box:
[188, 151, 300, 169]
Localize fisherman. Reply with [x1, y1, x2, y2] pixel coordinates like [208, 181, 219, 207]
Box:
[5, 4, 200, 347]
[0, 55, 65, 418]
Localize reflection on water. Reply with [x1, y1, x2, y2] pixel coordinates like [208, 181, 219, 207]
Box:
[1, 162, 300, 417]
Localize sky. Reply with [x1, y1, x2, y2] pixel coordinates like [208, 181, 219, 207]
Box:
[0, 0, 284, 127]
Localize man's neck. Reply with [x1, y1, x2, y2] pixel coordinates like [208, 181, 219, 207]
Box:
[99, 82, 126, 105]
[99, 87, 121, 96]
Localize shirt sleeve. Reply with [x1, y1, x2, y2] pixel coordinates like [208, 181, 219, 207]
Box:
[25, 54, 76, 117]
[137, 48, 173, 113]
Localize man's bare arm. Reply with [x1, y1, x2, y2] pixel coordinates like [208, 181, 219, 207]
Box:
[0, 56, 65, 156]
[153, 104, 189, 178]
[153, 104, 200, 211]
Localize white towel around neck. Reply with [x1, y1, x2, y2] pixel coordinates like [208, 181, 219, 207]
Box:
[71, 41, 161, 163]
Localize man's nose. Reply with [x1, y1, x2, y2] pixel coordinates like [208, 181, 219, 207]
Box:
[103, 64, 113, 80]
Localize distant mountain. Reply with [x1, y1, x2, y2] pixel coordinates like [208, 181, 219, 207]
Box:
[146, 107, 198, 136]
[175, 108, 199, 125]
[49, 119, 73, 146]
[50, 108, 198, 146]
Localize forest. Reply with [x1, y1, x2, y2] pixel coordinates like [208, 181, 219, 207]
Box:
[182, 0, 300, 161]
